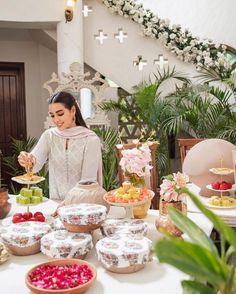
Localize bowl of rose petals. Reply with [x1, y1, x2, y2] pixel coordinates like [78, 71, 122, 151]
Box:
[25, 259, 96, 294]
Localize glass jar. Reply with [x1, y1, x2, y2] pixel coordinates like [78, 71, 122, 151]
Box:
[155, 194, 187, 237]
[124, 174, 151, 219]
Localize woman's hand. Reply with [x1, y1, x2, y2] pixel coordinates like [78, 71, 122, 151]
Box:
[18, 151, 35, 168]
[52, 201, 65, 218]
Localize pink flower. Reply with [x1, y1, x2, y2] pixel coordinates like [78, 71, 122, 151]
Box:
[160, 179, 179, 202]
[119, 144, 152, 177]
[173, 172, 189, 188]
[160, 172, 189, 202]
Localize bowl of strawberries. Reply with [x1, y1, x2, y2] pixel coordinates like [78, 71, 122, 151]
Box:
[208, 181, 234, 191]
[12, 211, 46, 223]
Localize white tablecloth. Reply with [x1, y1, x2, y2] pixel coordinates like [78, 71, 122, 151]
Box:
[0, 196, 213, 294]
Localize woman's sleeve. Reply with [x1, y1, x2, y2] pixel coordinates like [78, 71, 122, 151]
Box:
[80, 136, 102, 183]
[31, 130, 50, 173]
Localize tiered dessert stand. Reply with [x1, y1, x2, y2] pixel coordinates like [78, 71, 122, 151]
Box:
[11, 174, 46, 213]
[206, 158, 236, 208]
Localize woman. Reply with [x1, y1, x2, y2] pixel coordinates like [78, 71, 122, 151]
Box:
[18, 91, 103, 201]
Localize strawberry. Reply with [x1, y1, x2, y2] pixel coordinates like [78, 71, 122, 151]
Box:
[12, 215, 25, 223]
[219, 182, 229, 190]
[222, 181, 232, 189]
[23, 212, 33, 220]
[34, 212, 43, 218]
[211, 181, 220, 190]
[35, 215, 45, 222]
[12, 215, 22, 223]
[13, 213, 23, 218]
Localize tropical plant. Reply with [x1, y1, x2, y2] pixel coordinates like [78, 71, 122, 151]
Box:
[156, 189, 236, 293]
[93, 126, 120, 191]
[100, 67, 191, 178]
[162, 83, 236, 144]
[2, 137, 49, 196]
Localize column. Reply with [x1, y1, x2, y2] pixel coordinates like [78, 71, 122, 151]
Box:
[57, 0, 83, 78]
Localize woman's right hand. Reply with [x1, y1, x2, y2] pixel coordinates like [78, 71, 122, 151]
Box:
[18, 151, 35, 168]
[52, 201, 65, 218]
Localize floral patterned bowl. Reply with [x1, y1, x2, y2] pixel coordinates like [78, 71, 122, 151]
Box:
[96, 234, 152, 273]
[58, 203, 107, 233]
[0, 221, 51, 256]
[25, 259, 96, 294]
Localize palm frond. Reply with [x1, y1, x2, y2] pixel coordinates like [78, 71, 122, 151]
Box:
[153, 66, 191, 85]
[196, 66, 232, 84]
[93, 127, 120, 191]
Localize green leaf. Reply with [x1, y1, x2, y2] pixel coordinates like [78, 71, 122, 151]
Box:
[224, 264, 236, 294]
[182, 188, 236, 249]
[155, 239, 229, 288]
[167, 207, 218, 255]
[182, 280, 216, 294]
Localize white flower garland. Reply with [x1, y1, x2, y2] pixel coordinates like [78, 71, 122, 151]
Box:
[102, 0, 231, 73]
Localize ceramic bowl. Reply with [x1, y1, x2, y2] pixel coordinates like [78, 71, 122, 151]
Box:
[25, 259, 96, 294]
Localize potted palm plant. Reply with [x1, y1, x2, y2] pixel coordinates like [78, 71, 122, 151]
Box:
[100, 67, 191, 177]
[155, 189, 236, 293]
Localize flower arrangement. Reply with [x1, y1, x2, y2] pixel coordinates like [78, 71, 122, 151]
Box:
[118, 143, 152, 186]
[102, 0, 231, 73]
[160, 172, 189, 202]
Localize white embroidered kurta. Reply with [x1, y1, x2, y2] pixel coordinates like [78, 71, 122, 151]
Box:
[31, 128, 102, 200]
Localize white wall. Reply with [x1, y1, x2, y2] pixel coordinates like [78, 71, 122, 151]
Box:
[0, 30, 57, 138]
[141, 0, 236, 48]
[0, 0, 63, 23]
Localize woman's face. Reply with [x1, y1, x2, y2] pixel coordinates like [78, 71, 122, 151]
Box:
[48, 102, 76, 130]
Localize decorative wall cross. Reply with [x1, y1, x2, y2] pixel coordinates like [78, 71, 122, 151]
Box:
[94, 30, 108, 44]
[154, 54, 168, 69]
[82, 5, 92, 17]
[114, 28, 128, 43]
[133, 55, 147, 71]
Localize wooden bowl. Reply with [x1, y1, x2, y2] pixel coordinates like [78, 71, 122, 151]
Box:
[105, 264, 145, 274]
[4, 241, 40, 256]
[25, 259, 96, 294]
[62, 221, 103, 233]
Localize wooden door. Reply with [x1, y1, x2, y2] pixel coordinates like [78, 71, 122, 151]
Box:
[0, 62, 26, 184]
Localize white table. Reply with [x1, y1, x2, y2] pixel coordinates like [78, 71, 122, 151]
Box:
[0, 196, 213, 294]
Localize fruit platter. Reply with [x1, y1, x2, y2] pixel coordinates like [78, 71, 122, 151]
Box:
[207, 196, 236, 208]
[1, 211, 53, 226]
[207, 181, 235, 192]
[12, 211, 46, 223]
[104, 183, 154, 218]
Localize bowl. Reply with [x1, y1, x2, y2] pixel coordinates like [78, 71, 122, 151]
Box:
[25, 259, 96, 294]
[62, 222, 103, 233]
[58, 203, 107, 233]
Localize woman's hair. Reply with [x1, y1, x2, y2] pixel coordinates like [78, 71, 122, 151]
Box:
[48, 91, 87, 128]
